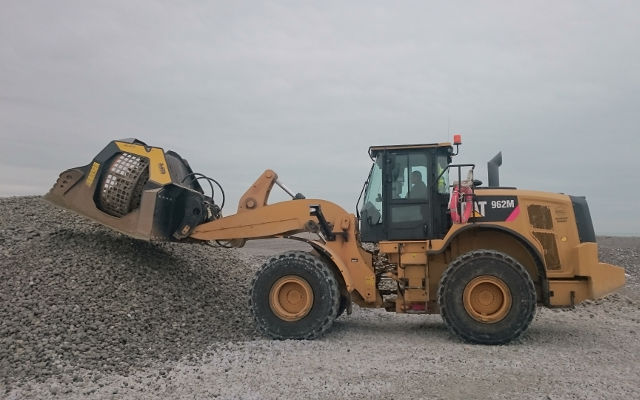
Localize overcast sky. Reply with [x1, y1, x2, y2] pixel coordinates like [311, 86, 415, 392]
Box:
[1, 1, 639, 234]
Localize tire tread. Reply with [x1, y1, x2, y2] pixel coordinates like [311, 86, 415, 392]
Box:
[249, 251, 340, 340]
[437, 249, 536, 345]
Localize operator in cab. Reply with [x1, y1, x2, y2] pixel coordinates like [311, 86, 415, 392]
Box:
[409, 170, 427, 199]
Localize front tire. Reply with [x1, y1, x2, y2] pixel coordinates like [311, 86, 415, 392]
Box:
[249, 251, 340, 339]
[438, 250, 536, 345]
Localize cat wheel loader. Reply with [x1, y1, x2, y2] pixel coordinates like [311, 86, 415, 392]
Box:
[45, 137, 625, 344]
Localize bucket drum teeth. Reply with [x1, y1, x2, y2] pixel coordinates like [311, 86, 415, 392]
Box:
[98, 153, 150, 217]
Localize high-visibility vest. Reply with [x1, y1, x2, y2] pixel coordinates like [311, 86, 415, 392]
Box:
[437, 166, 447, 193]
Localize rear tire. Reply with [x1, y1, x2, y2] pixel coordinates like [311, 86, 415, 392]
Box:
[438, 250, 536, 345]
[250, 251, 340, 339]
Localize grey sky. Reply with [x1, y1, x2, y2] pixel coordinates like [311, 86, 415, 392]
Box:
[1, 1, 639, 234]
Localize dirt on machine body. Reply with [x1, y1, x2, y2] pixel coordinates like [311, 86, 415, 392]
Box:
[45, 137, 625, 344]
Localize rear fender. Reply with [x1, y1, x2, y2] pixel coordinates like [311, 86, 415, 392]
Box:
[437, 224, 549, 305]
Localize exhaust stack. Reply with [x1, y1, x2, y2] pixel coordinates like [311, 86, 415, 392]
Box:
[487, 152, 502, 187]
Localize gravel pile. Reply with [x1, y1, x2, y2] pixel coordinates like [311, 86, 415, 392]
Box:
[0, 196, 259, 391]
[1, 196, 638, 399]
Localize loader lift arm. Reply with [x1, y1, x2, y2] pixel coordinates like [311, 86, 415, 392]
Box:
[190, 169, 380, 305]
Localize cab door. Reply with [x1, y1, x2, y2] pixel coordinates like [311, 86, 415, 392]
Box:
[385, 150, 431, 240]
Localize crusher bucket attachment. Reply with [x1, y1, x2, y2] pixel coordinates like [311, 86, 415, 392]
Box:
[45, 139, 222, 242]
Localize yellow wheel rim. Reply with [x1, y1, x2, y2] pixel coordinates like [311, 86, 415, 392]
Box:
[463, 275, 512, 323]
[269, 276, 314, 321]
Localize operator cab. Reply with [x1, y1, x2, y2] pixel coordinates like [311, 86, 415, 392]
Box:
[360, 143, 453, 242]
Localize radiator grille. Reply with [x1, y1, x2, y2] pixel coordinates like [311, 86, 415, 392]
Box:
[528, 204, 553, 230]
[533, 231, 561, 270]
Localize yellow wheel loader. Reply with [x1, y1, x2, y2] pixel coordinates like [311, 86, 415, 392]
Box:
[45, 137, 625, 344]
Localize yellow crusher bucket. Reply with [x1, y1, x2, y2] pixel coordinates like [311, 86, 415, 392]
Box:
[45, 139, 223, 241]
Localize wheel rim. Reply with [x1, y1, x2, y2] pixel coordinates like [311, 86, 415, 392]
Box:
[269, 276, 314, 321]
[463, 275, 512, 323]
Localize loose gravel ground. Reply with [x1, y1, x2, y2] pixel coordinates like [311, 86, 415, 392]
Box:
[1, 196, 639, 399]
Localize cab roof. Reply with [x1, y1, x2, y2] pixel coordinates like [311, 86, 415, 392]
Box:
[368, 142, 452, 156]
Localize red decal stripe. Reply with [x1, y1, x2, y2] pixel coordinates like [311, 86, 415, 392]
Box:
[505, 205, 520, 222]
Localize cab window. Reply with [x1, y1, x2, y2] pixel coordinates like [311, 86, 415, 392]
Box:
[361, 156, 384, 225]
[436, 154, 450, 194]
[391, 152, 429, 200]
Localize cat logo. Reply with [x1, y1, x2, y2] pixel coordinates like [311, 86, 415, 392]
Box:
[473, 201, 488, 217]
[456, 201, 487, 218]
[158, 162, 167, 175]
